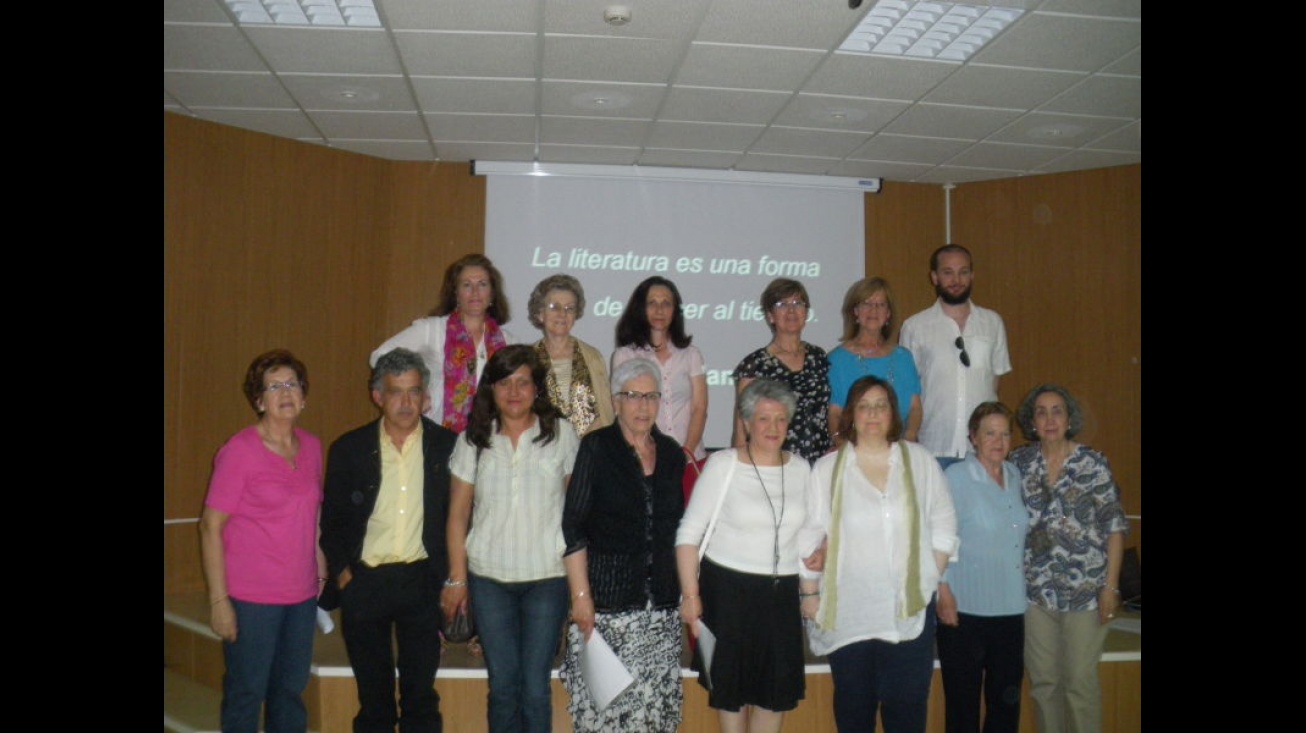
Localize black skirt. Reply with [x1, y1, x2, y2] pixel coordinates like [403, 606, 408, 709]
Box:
[694, 556, 806, 712]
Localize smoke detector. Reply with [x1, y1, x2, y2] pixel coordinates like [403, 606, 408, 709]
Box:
[603, 5, 631, 26]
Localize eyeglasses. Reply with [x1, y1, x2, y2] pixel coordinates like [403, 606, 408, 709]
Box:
[615, 390, 662, 402]
[544, 302, 578, 315]
[264, 379, 304, 393]
[856, 300, 889, 312]
[772, 299, 808, 311]
[954, 337, 971, 368]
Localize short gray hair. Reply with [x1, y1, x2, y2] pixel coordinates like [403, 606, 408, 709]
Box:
[370, 347, 430, 392]
[611, 358, 662, 393]
[738, 378, 796, 421]
[1015, 383, 1085, 441]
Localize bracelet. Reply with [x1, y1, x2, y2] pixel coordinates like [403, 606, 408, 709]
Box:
[443, 578, 467, 588]
[210, 596, 229, 606]
[573, 590, 589, 599]
[799, 592, 820, 598]
[1106, 586, 1120, 594]
[318, 576, 328, 583]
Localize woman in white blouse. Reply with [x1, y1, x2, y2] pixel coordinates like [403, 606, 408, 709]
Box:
[370, 253, 517, 433]
[440, 344, 578, 733]
[800, 374, 958, 733]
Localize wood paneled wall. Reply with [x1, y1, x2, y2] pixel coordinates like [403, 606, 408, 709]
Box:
[164, 112, 1141, 592]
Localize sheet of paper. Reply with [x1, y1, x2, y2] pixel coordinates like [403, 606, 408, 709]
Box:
[580, 628, 635, 711]
[316, 607, 335, 634]
[696, 619, 717, 691]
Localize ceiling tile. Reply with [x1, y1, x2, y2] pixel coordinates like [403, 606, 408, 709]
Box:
[539, 117, 652, 146]
[544, 0, 709, 38]
[973, 15, 1141, 73]
[644, 121, 763, 151]
[412, 77, 537, 114]
[1036, 150, 1140, 175]
[165, 71, 295, 108]
[165, 24, 264, 71]
[424, 113, 536, 142]
[433, 141, 537, 162]
[243, 27, 402, 74]
[281, 74, 416, 112]
[537, 144, 641, 165]
[946, 142, 1068, 170]
[695, 0, 862, 49]
[637, 149, 745, 169]
[395, 31, 537, 77]
[773, 94, 909, 132]
[309, 110, 427, 139]
[659, 87, 792, 124]
[987, 112, 1130, 148]
[544, 35, 683, 84]
[165, 0, 233, 23]
[827, 159, 934, 180]
[323, 139, 435, 160]
[191, 109, 321, 140]
[749, 127, 870, 158]
[848, 134, 972, 165]
[883, 104, 1022, 140]
[924, 66, 1083, 109]
[1040, 76, 1141, 119]
[541, 81, 665, 118]
[803, 54, 957, 101]
[1085, 121, 1140, 153]
[676, 43, 824, 91]
[732, 153, 840, 175]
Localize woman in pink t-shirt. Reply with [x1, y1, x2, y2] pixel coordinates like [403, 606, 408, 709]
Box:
[200, 349, 326, 733]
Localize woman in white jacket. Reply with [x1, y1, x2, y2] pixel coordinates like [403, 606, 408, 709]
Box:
[799, 374, 958, 733]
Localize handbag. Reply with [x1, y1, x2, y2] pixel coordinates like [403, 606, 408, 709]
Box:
[444, 603, 476, 643]
[683, 450, 708, 505]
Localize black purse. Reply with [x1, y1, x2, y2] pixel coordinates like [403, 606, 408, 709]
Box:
[444, 604, 476, 643]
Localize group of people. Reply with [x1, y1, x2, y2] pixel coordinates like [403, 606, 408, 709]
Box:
[199, 246, 1128, 733]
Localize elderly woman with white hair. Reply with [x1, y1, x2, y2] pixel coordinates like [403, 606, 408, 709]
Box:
[560, 357, 688, 732]
[676, 378, 819, 733]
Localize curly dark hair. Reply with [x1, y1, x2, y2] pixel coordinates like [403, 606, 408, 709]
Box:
[462, 344, 561, 451]
[1015, 384, 1085, 442]
[242, 349, 308, 414]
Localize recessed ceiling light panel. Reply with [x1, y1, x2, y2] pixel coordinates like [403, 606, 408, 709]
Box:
[224, 0, 381, 28]
[838, 1, 1023, 62]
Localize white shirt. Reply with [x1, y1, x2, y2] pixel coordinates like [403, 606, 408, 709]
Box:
[899, 300, 1011, 458]
[449, 418, 578, 582]
[675, 448, 817, 576]
[799, 441, 958, 656]
[370, 315, 519, 425]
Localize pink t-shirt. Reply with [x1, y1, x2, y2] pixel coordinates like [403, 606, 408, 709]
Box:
[205, 426, 323, 604]
[611, 343, 707, 460]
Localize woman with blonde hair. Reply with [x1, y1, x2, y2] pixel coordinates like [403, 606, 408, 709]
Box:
[826, 277, 922, 446]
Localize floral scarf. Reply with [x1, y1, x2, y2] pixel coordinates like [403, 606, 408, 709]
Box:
[442, 312, 506, 433]
[534, 338, 597, 435]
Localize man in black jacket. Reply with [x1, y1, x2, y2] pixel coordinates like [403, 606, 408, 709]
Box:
[321, 347, 458, 733]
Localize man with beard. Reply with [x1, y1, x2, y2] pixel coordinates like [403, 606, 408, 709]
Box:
[900, 244, 1011, 467]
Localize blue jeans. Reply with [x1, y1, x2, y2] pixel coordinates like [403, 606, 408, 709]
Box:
[221, 597, 317, 733]
[827, 601, 937, 733]
[469, 574, 568, 733]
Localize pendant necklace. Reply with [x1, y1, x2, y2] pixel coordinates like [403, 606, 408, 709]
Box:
[747, 442, 785, 582]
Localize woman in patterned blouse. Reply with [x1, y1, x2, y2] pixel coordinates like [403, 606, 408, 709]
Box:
[526, 274, 614, 437]
[731, 278, 832, 463]
[1009, 384, 1128, 733]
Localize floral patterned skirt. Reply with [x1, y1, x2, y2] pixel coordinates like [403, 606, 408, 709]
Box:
[560, 606, 683, 733]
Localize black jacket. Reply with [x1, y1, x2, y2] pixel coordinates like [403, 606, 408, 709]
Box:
[562, 423, 686, 611]
[318, 417, 457, 610]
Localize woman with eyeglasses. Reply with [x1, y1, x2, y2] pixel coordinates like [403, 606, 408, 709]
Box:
[440, 344, 579, 733]
[371, 253, 517, 434]
[200, 349, 326, 733]
[732, 278, 832, 463]
[560, 358, 687, 732]
[1010, 384, 1127, 733]
[526, 274, 614, 437]
[799, 374, 957, 733]
[677, 378, 819, 733]
[612, 276, 708, 464]
[827, 277, 922, 449]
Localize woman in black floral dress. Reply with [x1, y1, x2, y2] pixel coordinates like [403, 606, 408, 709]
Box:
[731, 278, 832, 462]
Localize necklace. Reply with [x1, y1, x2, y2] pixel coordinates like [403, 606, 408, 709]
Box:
[769, 342, 804, 357]
[747, 443, 786, 579]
